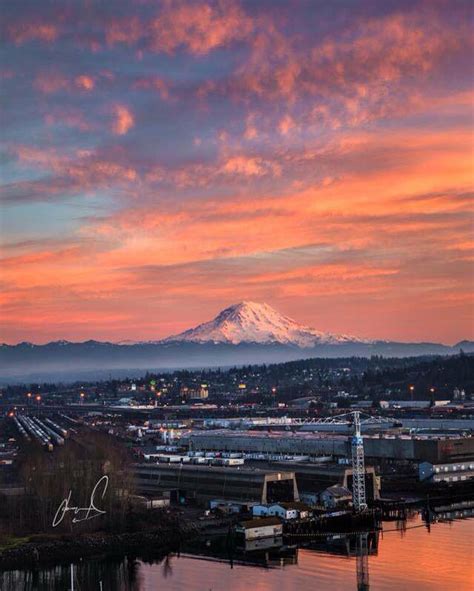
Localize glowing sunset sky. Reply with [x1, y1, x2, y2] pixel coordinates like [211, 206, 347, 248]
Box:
[1, 0, 473, 344]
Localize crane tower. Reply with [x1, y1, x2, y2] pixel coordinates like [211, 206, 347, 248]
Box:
[351, 411, 367, 512]
[294, 409, 394, 511]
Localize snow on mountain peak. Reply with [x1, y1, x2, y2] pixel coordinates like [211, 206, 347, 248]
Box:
[163, 301, 365, 347]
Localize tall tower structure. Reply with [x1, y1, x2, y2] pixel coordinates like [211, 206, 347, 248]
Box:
[351, 411, 367, 512]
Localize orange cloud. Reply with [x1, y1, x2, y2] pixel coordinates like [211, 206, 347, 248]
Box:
[111, 104, 134, 135]
[278, 114, 295, 135]
[33, 72, 103, 95]
[221, 155, 274, 177]
[34, 72, 69, 94]
[4, 144, 138, 204]
[8, 23, 58, 45]
[105, 17, 142, 47]
[101, 1, 255, 55]
[75, 75, 95, 91]
[193, 7, 471, 138]
[243, 113, 258, 140]
[1, 2, 472, 344]
[148, 0, 254, 55]
[132, 76, 170, 100]
[44, 108, 94, 132]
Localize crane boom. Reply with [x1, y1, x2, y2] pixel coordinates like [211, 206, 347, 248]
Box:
[294, 410, 393, 512]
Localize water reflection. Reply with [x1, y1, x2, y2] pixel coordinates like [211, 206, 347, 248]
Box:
[1, 510, 472, 591]
[303, 531, 378, 591]
[0, 556, 145, 591]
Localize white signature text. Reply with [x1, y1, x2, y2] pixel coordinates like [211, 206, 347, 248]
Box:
[52, 475, 109, 527]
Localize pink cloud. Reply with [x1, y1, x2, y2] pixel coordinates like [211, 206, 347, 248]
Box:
[75, 75, 95, 91]
[105, 16, 142, 47]
[111, 104, 135, 135]
[44, 108, 94, 132]
[8, 22, 58, 45]
[1, 1, 472, 344]
[221, 155, 270, 177]
[278, 114, 295, 135]
[102, 0, 255, 55]
[132, 76, 170, 100]
[34, 71, 69, 94]
[148, 0, 254, 55]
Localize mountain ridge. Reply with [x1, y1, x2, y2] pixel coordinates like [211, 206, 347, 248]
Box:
[162, 301, 367, 347]
[1, 301, 473, 383]
[1, 299, 471, 348]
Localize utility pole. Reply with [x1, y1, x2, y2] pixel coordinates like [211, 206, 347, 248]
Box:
[351, 411, 367, 512]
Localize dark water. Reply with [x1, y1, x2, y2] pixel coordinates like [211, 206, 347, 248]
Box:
[1, 515, 473, 591]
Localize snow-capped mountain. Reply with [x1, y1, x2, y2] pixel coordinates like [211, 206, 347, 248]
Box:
[163, 301, 367, 348]
[2, 305, 472, 382]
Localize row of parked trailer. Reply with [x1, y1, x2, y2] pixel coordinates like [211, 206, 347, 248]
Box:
[143, 452, 245, 466]
[13, 414, 69, 451]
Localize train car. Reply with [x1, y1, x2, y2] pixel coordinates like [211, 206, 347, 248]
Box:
[44, 417, 69, 438]
[34, 418, 65, 446]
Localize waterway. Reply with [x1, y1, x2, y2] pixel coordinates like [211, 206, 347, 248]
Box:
[1, 514, 472, 590]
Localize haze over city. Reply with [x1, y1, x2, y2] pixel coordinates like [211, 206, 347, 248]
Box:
[1, 0, 473, 345]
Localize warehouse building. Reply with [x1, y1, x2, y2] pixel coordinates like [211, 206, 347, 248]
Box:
[265, 461, 380, 501]
[419, 460, 474, 483]
[185, 430, 474, 464]
[134, 463, 299, 505]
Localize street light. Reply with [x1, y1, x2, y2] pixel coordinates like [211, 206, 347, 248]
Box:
[35, 394, 41, 416]
[409, 385, 415, 401]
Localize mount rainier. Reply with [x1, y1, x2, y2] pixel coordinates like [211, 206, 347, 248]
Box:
[1, 301, 472, 383]
[163, 301, 368, 347]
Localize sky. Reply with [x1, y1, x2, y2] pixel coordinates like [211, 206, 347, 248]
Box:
[0, 0, 473, 345]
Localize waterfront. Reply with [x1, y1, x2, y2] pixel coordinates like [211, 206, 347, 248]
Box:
[1, 515, 472, 591]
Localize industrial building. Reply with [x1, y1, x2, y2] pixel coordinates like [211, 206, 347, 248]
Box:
[288, 462, 379, 501]
[244, 460, 380, 501]
[235, 517, 283, 541]
[134, 463, 299, 505]
[252, 501, 312, 520]
[419, 460, 474, 483]
[320, 485, 353, 509]
[185, 430, 474, 464]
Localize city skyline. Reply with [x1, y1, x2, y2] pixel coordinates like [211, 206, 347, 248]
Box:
[1, 0, 473, 344]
